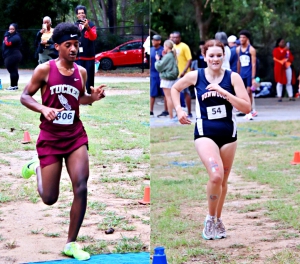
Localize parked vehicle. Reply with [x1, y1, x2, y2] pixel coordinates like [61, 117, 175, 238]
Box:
[95, 39, 145, 70]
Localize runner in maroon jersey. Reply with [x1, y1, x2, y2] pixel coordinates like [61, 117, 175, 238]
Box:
[20, 22, 105, 261]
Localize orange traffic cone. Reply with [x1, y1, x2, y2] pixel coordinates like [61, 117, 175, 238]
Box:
[291, 151, 300, 165]
[138, 186, 150, 205]
[21, 131, 31, 144]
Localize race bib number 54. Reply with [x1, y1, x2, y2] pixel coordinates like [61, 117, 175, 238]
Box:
[53, 110, 75, 125]
[207, 105, 226, 120]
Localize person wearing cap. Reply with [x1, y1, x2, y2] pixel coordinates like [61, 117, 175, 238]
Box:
[236, 29, 257, 120]
[227, 35, 238, 72]
[20, 22, 106, 261]
[150, 34, 168, 118]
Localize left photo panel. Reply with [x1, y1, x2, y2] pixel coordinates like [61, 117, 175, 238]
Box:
[0, 1, 150, 263]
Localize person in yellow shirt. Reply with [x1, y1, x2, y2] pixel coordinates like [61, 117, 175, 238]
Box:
[34, 16, 54, 64]
[172, 31, 193, 118]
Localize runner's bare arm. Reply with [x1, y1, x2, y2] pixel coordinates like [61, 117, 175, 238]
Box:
[250, 46, 256, 78]
[171, 71, 197, 124]
[20, 63, 64, 121]
[228, 72, 251, 113]
[236, 47, 241, 74]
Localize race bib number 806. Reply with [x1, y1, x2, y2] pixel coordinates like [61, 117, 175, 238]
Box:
[53, 110, 75, 125]
[207, 105, 226, 120]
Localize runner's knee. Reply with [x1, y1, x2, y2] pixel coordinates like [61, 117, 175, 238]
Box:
[73, 180, 88, 197]
[41, 194, 59, 205]
[210, 174, 223, 185]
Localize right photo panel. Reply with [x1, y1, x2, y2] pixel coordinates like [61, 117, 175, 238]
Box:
[150, 1, 300, 263]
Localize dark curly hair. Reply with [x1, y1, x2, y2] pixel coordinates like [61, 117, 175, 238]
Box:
[52, 22, 81, 43]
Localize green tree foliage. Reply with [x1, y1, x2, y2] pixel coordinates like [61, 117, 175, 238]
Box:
[0, 0, 80, 29]
[0, 0, 149, 68]
[151, 0, 300, 80]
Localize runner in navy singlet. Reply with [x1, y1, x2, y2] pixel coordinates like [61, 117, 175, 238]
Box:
[20, 22, 106, 260]
[171, 39, 250, 241]
[237, 29, 257, 120]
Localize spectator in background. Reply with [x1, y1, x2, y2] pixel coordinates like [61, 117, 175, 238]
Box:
[215, 32, 231, 70]
[35, 16, 54, 64]
[75, 5, 97, 94]
[237, 29, 257, 120]
[273, 38, 296, 102]
[2, 23, 22, 91]
[150, 35, 167, 117]
[227, 35, 238, 72]
[155, 39, 179, 123]
[172, 31, 193, 118]
[196, 41, 207, 69]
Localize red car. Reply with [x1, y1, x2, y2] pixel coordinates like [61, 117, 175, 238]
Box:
[95, 39, 145, 70]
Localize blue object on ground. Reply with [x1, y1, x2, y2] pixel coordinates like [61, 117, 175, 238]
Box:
[23, 252, 150, 264]
[169, 161, 198, 168]
[152, 247, 167, 264]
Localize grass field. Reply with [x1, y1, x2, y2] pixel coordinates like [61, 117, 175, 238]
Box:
[151, 121, 300, 264]
[0, 81, 150, 263]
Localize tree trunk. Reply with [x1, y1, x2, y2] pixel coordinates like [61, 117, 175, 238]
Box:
[120, 0, 127, 35]
[107, 0, 117, 33]
[88, 0, 99, 27]
[133, 0, 143, 35]
[98, 0, 108, 28]
[193, 0, 213, 41]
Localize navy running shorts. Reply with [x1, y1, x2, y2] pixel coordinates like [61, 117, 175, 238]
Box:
[194, 135, 237, 149]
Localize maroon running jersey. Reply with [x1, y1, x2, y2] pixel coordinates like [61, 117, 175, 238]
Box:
[36, 60, 88, 161]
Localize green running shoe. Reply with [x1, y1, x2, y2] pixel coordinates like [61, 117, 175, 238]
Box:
[21, 157, 39, 179]
[63, 242, 90, 261]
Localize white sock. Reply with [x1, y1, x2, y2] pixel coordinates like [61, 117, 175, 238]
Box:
[206, 214, 215, 221]
[276, 83, 283, 98]
[286, 84, 293, 98]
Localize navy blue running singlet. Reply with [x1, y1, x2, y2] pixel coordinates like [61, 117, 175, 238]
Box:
[194, 68, 237, 138]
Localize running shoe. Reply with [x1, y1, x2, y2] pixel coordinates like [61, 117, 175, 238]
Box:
[215, 218, 226, 239]
[187, 112, 193, 119]
[167, 117, 178, 125]
[6, 86, 18, 91]
[150, 111, 154, 117]
[243, 113, 253, 120]
[251, 110, 258, 117]
[157, 111, 169, 118]
[202, 217, 215, 240]
[63, 242, 90, 261]
[156, 99, 165, 105]
[21, 157, 39, 179]
[236, 112, 246, 117]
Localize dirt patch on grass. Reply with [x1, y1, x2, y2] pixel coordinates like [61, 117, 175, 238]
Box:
[0, 150, 150, 263]
[181, 172, 300, 263]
